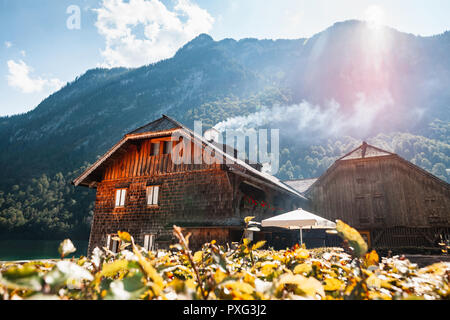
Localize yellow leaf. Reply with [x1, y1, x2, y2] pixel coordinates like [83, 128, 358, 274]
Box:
[363, 250, 379, 267]
[293, 263, 312, 275]
[252, 241, 266, 250]
[323, 278, 344, 291]
[244, 216, 255, 224]
[294, 248, 310, 260]
[170, 278, 196, 293]
[275, 274, 325, 298]
[223, 280, 254, 294]
[214, 269, 228, 284]
[117, 231, 131, 242]
[132, 245, 164, 293]
[243, 272, 255, 286]
[418, 262, 448, 276]
[100, 259, 129, 277]
[335, 220, 368, 257]
[366, 274, 381, 289]
[193, 251, 203, 264]
[260, 262, 279, 276]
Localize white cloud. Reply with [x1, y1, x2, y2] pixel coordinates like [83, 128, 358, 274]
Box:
[94, 0, 214, 68]
[5, 41, 12, 48]
[7, 59, 64, 94]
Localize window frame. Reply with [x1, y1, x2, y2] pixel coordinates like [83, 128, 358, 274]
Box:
[115, 188, 127, 208]
[106, 234, 121, 253]
[143, 234, 156, 251]
[146, 185, 160, 206]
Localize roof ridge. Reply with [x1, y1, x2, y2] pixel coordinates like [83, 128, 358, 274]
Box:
[283, 178, 318, 182]
[127, 114, 183, 135]
[337, 141, 395, 161]
[161, 114, 187, 129]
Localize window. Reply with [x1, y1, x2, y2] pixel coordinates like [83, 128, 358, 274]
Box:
[115, 188, 127, 207]
[143, 234, 156, 251]
[372, 195, 385, 223]
[355, 196, 369, 224]
[150, 142, 160, 156]
[163, 141, 172, 154]
[106, 234, 120, 253]
[146, 185, 160, 206]
[425, 196, 442, 224]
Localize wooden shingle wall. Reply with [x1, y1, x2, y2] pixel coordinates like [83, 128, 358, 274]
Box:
[308, 156, 450, 247]
[87, 137, 307, 253]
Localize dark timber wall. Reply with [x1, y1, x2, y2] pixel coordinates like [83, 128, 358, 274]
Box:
[87, 135, 306, 253]
[307, 155, 450, 248]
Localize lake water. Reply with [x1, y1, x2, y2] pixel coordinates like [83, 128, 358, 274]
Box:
[0, 240, 88, 261]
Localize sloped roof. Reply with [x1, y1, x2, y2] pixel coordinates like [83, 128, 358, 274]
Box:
[283, 178, 318, 194]
[128, 115, 182, 134]
[159, 116, 307, 199]
[307, 141, 449, 191]
[338, 141, 394, 161]
[73, 115, 307, 200]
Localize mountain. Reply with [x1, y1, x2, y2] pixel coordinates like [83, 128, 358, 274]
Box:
[0, 20, 449, 239]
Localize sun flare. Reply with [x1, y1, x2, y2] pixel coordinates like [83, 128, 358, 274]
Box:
[364, 5, 386, 29]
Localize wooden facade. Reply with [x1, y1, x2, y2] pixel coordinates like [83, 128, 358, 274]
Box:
[304, 142, 450, 249]
[74, 118, 448, 252]
[73, 116, 308, 253]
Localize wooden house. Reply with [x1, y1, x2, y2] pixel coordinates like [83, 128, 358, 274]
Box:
[73, 115, 308, 253]
[288, 142, 450, 249]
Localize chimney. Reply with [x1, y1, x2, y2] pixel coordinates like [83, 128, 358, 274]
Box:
[362, 141, 368, 158]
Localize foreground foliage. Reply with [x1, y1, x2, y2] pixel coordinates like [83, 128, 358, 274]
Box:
[0, 220, 449, 300]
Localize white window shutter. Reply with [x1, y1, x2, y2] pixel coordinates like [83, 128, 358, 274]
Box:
[120, 189, 126, 206]
[115, 190, 121, 207]
[144, 235, 150, 250]
[149, 235, 154, 251]
[153, 186, 159, 205]
[147, 187, 154, 205]
[144, 234, 155, 251]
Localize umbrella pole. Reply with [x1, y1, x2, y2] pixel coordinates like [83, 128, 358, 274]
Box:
[299, 227, 303, 246]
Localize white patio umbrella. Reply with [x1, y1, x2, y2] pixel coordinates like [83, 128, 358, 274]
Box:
[261, 208, 336, 245]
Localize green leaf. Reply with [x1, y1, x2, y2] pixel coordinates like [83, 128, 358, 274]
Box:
[104, 273, 147, 300]
[0, 265, 43, 291]
[212, 251, 228, 273]
[44, 261, 93, 289]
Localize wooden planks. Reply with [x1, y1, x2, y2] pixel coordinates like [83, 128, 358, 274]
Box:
[101, 136, 253, 182]
[310, 156, 450, 231]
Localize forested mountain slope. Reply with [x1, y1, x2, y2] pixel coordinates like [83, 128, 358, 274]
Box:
[1, 20, 448, 239]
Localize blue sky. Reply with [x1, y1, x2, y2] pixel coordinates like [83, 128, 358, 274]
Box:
[1, 0, 449, 116]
